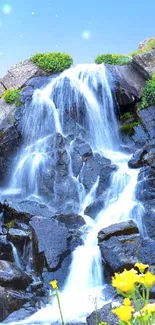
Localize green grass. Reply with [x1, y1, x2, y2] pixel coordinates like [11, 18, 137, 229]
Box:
[120, 112, 133, 120]
[129, 39, 155, 57]
[95, 54, 131, 65]
[31, 52, 73, 73]
[120, 122, 139, 136]
[141, 74, 155, 109]
[2, 88, 22, 106]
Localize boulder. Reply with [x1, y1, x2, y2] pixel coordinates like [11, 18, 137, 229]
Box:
[0, 236, 13, 262]
[0, 199, 53, 224]
[84, 196, 105, 219]
[100, 232, 155, 273]
[98, 220, 139, 242]
[0, 99, 16, 131]
[136, 165, 155, 201]
[79, 154, 113, 193]
[128, 148, 147, 168]
[137, 106, 155, 140]
[0, 59, 49, 93]
[1, 302, 36, 324]
[0, 83, 5, 97]
[0, 287, 33, 322]
[0, 125, 21, 185]
[0, 260, 32, 289]
[30, 216, 71, 271]
[54, 214, 85, 230]
[142, 201, 155, 239]
[133, 49, 155, 77]
[87, 302, 118, 325]
[7, 228, 29, 247]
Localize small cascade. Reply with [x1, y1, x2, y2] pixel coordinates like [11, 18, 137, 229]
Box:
[10, 242, 22, 269]
[3, 64, 145, 325]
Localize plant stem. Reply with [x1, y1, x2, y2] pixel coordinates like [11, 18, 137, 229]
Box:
[95, 297, 98, 325]
[56, 289, 65, 325]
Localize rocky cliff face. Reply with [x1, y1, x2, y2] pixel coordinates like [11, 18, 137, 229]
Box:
[0, 47, 155, 323]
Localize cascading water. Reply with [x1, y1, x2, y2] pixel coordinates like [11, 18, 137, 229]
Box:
[4, 64, 144, 324]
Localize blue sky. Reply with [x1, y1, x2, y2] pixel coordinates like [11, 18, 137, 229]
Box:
[0, 0, 155, 76]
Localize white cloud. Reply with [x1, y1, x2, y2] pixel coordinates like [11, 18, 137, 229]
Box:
[31, 12, 35, 15]
[2, 4, 12, 15]
[81, 30, 91, 40]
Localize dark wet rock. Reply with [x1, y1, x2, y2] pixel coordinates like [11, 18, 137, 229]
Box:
[87, 301, 118, 325]
[96, 164, 117, 197]
[7, 228, 29, 247]
[30, 216, 71, 271]
[71, 138, 92, 177]
[0, 287, 33, 322]
[98, 220, 139, 243]
[54, 214, 85, 230]
[0, 125, 21, 185]
[79, 154, 113, 193]
[136, 166, 155, 201]
[2, 303, 36, 324]
[26, 75, 54, 89]
[30, 281, 43, 293]
[110, 63, 147, 107]
[128, 148, 147, 168]
[100, 232, 155, 273]
[84, 196, 105, 219]
[0, 260, 32, 289]
[137, 106, 155, 140]
[0, 236, 14, 262]
[133, 49, 155, 77]
[20, 86, 34, 104]
[141, 200, 155, 240]
[42, 253, 72, 290]
[0, 199, 53, 224]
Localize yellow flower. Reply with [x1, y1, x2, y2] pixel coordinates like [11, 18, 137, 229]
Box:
[112, 305, 134, 322]
[50, 280, 58, 290]
[124, 298, 131, 306]
[134, 304, 155, 319]
[112, 269, 138, 294]
[135, 262, 149, 273]
[144, 272, 155, 288]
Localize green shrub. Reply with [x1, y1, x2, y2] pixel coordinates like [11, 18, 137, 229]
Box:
[2, 88, 22, 106]
[31, 52, 73, 73]
[141, 74, 155, 109]
[120, 122, 139, 136]
[128, 51, 138, 57]
[120, 112, 133, 120]
[95, 54, 131, 65]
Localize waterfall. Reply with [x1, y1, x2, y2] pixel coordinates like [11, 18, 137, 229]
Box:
[10, 242, 22, 269]
[4, 64, 144, 324]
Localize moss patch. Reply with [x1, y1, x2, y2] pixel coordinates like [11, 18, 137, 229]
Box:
[31, 52, 73, 73]
[95, 54, 131, 65]
[2, 88, 22, 107]
[120, 122, 139, 136]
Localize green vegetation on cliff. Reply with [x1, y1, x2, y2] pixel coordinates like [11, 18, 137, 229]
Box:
[31, 52, 73, 73]
[141, 74, 155, 109]
[95, 54, 131, 65]
[120, 121, 139, 136]
[129, 39, 155, 57]
[2, 88, 22, 106]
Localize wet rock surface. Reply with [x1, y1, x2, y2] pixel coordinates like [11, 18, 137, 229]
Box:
[0, 236, 14, 262]
[0, 287, 33, 322]
[0, 260, 32, 289]
[87, 302, 118, 325]
[99, 221, 155, 274]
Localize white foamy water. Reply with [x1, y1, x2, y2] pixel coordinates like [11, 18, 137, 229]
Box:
[3, 64, 144, 325]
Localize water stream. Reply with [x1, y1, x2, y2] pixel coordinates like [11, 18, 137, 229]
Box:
[3, 64, 144, 324]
